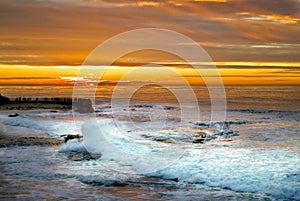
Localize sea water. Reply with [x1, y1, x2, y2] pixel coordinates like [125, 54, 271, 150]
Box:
[0, 85, 299, 200]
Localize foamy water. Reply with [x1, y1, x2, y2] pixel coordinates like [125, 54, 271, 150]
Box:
[0, 85, 299, 200]
[0, 102, 299, 200]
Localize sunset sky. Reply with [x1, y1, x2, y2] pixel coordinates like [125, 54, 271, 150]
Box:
[0, 0, 299, 85]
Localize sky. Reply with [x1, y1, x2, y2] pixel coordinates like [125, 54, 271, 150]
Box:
[0, 0, 300, 85]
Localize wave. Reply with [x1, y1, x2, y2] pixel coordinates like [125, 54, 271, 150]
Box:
[55, 113, 298, 199]
[60, 119, 299, 200]
[59, 139, 86, 153]
[69, 119, 191, 174]
[148, 149, 300, 200]
[58, 139, 101, 161]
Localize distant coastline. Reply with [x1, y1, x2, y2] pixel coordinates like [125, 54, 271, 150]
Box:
[0, 93, 72, 110]
[0, 94, 93, 113]
[0, 93, 72, 104]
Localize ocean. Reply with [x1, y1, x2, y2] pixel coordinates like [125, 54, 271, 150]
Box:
[0, 84, 299, 200]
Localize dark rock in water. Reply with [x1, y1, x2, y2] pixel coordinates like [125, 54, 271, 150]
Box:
[218, 130, 239, 136]
[50, 110, 58, 113]
[141, 134, 152, 139]
[131, 104, 153, 108]
[63, 134, 82, 143]
[194, 122, 211, 127]
[197, 132, 207, 138]
[225, 121, 249, 125]
[168, 178, 179, 182]
[163, 106, 176, 110]
[153, 136, 168, 142]
[192, 138, 205, 143]
[66, 151, 101, 161]
[192, 122, 239, 144]
[193, 132, 208, 143]
[77, 176, 128, 187]
[8, 113, 19, 117]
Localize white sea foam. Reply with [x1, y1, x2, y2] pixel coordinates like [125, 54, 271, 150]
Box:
[2, 116, 81, 137]
[63, 117, 299, 199]
[59, 139, 86, 153]
[61, 116, 299, 199]
[80, 119, 189, 174]
[1, 106, 298, 200]
[150, 148, 300, 200]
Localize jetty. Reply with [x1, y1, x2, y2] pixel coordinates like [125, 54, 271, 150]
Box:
[0, 94, 94, 113]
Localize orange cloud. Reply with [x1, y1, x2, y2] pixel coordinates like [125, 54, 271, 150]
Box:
[193, 0, 228, 2]
[137, 1, 161, 7]
[0, 0, 299, 67]
[239, 12, 300, 24]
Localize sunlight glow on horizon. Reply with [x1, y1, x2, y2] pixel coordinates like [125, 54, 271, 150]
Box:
[0, 63, 299, 85]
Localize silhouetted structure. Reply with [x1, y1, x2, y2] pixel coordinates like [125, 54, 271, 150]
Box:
[0, 93, 94, 113]
[13, 97, 73, 105]
[72, 98, 94, 113]
[0, 94, 10, 104]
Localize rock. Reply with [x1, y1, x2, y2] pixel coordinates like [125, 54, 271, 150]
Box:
[192, 138, 205, 143]
[153, 136, 168, 142]
[168, 178, 179, 182]
[163, 106, 176, 110]
[62, 134, 82, 143]
[8, 113, 19, 117]
[77, 176, 128, 187]
[0, 135, 64, 147]
[67, 151, 101, 161]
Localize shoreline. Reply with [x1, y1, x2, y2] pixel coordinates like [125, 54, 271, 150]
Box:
[0, 133, 64, 147]
[0, 102, 73, 147]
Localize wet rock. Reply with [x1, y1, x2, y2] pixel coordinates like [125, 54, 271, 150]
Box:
[0, 135, 64, 147]
[192, 138, 205, 143]
[77, 176, 128, 187]
[168, 178, 179, 182]
[193, 122, 239, 143]
[66, 151, 101, 161]
[8, 113, 19, 117]
[163, 106, 176, 110]
[192, 132, 209, 143]
[62, 134, 82, 143]
[141, 134, 151, 139]
[153, 136, 168, 142]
